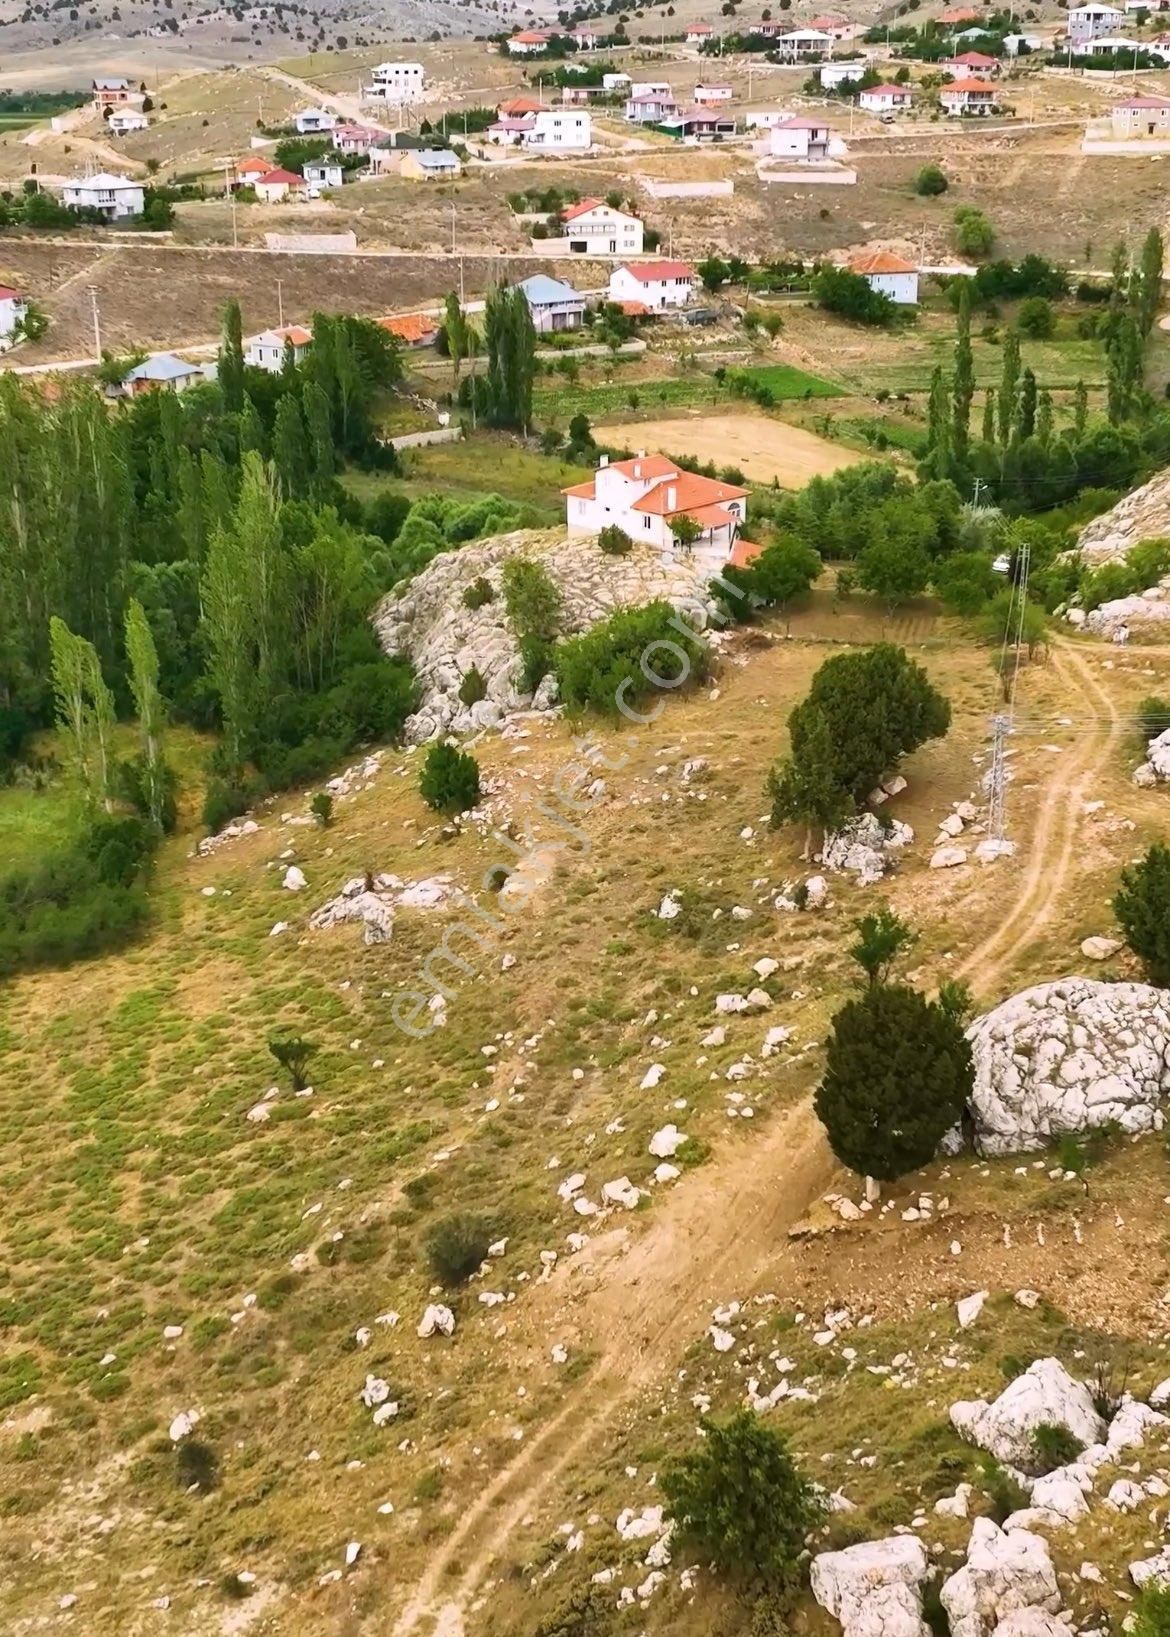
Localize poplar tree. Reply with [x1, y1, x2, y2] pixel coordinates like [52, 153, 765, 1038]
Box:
[981, 388, 996, 445]
[124, 596, 169, 828]
[951, 279, 974, 458]
[273, 393, 308, 499]
[444, 290, 470, 393]
[1018, 367, 1038, 440]
[1036, 389, 1054, 446]
[998, 331, 1020, 445]
[1136, 227, 1164, 337]
[219, 298, 246, 413]
[49, 615, 116, 810]
[302, 381, 335, 496]
[1072, 379, 1088, 438]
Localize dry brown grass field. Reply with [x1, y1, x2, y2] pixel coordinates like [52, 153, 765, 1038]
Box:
[601, 408, 863, 484]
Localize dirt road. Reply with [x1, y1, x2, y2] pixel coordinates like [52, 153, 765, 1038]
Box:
[387, 634, 1126, 1637]
[255, 64, 393, 134]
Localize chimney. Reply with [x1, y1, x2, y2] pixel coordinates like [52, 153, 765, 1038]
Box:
[598, 453, 609, 468]
[633, 461, 641, 478]
[667, 485, 677, 509]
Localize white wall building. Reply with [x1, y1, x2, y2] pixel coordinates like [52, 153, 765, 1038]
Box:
[62, 173, 145, 218]
[245, 324, 313, 372]
[560, 198, 644, 255]
[366, 61, 425, 101]
[563, 453, 749, 566]
[859, 83, 913, 113]
[603, 71, 632, 90]
[0, 284, 27, 346]
[108, 109, 149, 135]
[939, 78, 1000, 115]
[294, 107, 337, 133]
[818, 59, 869, 88]
[693, 83, 733, 104]
[772, 28, 834, 58]
[631, 79, 673, 98]
[848, 249, 919, 304]
[608, 260, 694, 309]
[304, 158, 344, 189]
[487, 109, 591, 149]
[1068, 2, 1124, 38]
[745, 108, 792, 128]
[1111, 92, 1170, 136]
[769, 116, 833, 161]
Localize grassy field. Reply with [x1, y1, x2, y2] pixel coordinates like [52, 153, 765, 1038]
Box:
[533, 362, 842, 427]
[345, 433, 592, 521]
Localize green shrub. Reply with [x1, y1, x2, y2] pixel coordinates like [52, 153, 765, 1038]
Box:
[554, 601, 709, 716]
[202, 772, 262, 834]
[1133, 1581, 1170, 1637]
[519, 635, 555, 693]
[502, 557, 564, 644]
[1139, 694, 1170, 743]
[978, 1454, 1029, 1523]
[462, 576, 495, 610]
[177, 1439, 219, 1493]
[419, 741, 481, 814]
[915, 163, 948, 196]
[1031, 1421, 1084, 1474]
[425, 1211, 494, 1284]
[310, 790, 333, 827]
[598, 524, 632, 556]
[268, 1034, 317, 1093]
[458, 666, 487, 706]
[1016, 296, 1054, 340]
[1114, 843, 1170, 985]
[661, 1409, 824, 1593]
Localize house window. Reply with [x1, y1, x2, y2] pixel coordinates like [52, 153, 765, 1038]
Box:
[643, 515, 652, 529]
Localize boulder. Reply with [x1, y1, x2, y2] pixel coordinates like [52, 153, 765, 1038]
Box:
[601, 1176, 641, 1209]
[283, 865, 307, 892]
[1080, 935, 1122, 961]
[950, 1358, 1104, 1472]
[309, 889, 395, 945]
[991, 1613, 1069, 1637]
[939, 813, 965, 838]
[1150, 727, 1170, 780]
[956, 1291, 988, 1330]
[819, 814, 914, 885]
[941, 1519, 1061, 1637]
[810, 1536, 930, 1637]
[931, 846, 968, 870]
[416, 1304, 456, 1339]
[649, 1124, 687, 1158]
[963, 979, 1170, 1155]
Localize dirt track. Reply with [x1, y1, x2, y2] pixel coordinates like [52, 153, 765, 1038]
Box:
[386, 633, 1126, 1637]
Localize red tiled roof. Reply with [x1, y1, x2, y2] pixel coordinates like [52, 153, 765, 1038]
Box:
[0, 285, 20, 300]
[939, 5, 982, 20]
[941, 78, 999, 93]
[236, 154, 270, 173]
[863, 82, 912, 95]
[618, 259, 694, 283]
[258, 167, 305, 186]
[777, 115, 831, 129]
[729, 537, 763, 568]
[379, 312, 439, 342]
[510, 29, 551, 42]
[849, 249, 917, 275]
[946, 49, 998, 64]
[688, 20, 714, 30]
[273, 323, 313, 345]
[616, 299, 651, 316]
[631, 472, 748, 516]
[499, 95, 544, 114]
[562, 196, 604, 221]
[1117, 94, 1170, 108]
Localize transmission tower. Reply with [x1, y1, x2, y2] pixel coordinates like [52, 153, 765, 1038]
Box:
[984, 535, 1031, 844]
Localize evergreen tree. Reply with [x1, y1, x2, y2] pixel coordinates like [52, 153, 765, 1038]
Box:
[1072, 379, 1088, 438]
[219, 298, 246, 414]
[1018, 367, 1038, 440]
[766, 705, 850, 851]
[815, 984, 974, 1180]
[998, 330, 1020, 445]
[273, 393, 308, 499]
[1036, 389, 1054, 446]
[302, 381, 335, 496]
[124, 596, 169, 828]
[1106, 314, 1143, 424]
[925, 364, 951, 477]
[1114, 843, 1170, 985]
[951, 279, 974, 458]
[238, 394, 265, 455]
[1136, 227, 1164, 337]
[49, 615, 116, 809]
[443, 290, 471, 395]
[981, 388, 996, 445]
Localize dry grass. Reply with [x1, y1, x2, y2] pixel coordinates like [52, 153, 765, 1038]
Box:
[600, 408, 864, 486]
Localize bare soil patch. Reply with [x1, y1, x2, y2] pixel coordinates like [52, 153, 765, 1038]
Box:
[601, 408, 863, 487]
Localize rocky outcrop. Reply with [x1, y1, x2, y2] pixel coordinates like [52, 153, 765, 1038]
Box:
[372, 528, 716, 743]
[963, 978, 1170, 1156]
[308, 873, 457, 945]
[950, 1359, 1105, 1473]
[819, 814, 914, 884]
[1134, 726, 1170, 787]
[1076, 466, 1170, 565]
[811, 1536, 931, 1637]
[1083, 588, 1170, 640]
[941, 1519, 1062, 1637]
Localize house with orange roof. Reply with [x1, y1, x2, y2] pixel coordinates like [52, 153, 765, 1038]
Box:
[848, 248, 919, 305]
[507, 28, 552, 53]
[560, 197, 643, 256]
[942, 49, 1001, 75]
[686, 21, 714, 41]
[938, 5, 983, 22]
[497, 95, 544, 116]
[939, 77, 1000, 115]
[245, 324, 314, 372]
[608, 259, 694, 308]
[378, 312, 440, 347]
[233, 154, 271, 188]
[563, 451, 749, 562]
[254, 167, 307, 203]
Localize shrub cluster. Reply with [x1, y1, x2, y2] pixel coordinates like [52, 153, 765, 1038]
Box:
[555, 601, 709, 716]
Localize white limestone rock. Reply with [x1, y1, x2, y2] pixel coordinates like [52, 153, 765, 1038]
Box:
[416, 1304, 456, 1339]
[819, 814, 914, 884]
[648, 1124, 687, 1159]
[1080, 935, 1122, 960]
[941, 1519, 1061, 1637]
[283, 865, 307, 892]
[950, 1358, 1104, 1473]
[956, 1291, 988, 1330]
[602, 1176, 642, 1210]
[810, 1536, 930, 1637]
[964, 978, 1170, 1155]
[931, 845, 968, 870]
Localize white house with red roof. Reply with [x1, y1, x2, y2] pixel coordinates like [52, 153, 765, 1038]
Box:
[486, 108, 591, 149]
[686, 21, 714, 42]
[769, 115, 833, 161]
[254, 167, 307, 203]
[1110, 93, 1170, 136]
[942, 49, 1001, 76]
[608, 260, 695, 308]
[570, 23, 600, 47]
[848, 249, 919, 304]
[693, 82, 734, 104]
[811, 12, 856, 37]
[245, 324, 314, 371]
[940, 78, 1000, 115]
[507, 28, 552, 53]
[625, 89, 679, 122]
[332, 123, 382, 153]
[859, 83, 913, 113]
[0, 284, 27, 345]
[559, 197, 644, 255]
[563, 452, 749, 563]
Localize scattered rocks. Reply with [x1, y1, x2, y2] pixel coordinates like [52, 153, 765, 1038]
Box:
[811, 1535, 930, 1637]
[819, 814, 914, 885]
[941, 1519, 1061, 1637]
[931, 845, 969, 870]
[1134, 726, 1170, 787]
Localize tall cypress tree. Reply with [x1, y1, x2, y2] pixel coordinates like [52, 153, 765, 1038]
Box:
[219, 299, 246, 414]
[1072, 379, 1088, 438]
[302, 382, 335, 497]
[951, 280, 974, 458]
[1036, 389, 1054, 446]
[1136, 227, 1164, 337]
[998, 331, 1020, 445]
[981, 388, 996, 446]
[1018, 367, 1038, 440]
[273, 394, 308, 499]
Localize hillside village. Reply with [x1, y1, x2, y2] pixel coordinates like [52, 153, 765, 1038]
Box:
[6, 4, 1170, 1637]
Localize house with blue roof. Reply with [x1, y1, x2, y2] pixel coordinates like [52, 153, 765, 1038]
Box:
[516, 273, 586, 334]
[122, 353, 207, 396]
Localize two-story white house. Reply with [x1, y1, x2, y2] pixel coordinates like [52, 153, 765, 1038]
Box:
[486, 109, 591, 149]
[769, 116, 833, 161]
[772, 27, 834, 59]
[245, 324, 313, 372]
[62, 172, 145, 218]
[608, 259, 695, 309]
[507, 29, 552, 53]
[517, 273, 587, 332]
[365, 61, 425, 102]
[304, 158, 344, 189]
[693, 82, 734, 104]
[294, 107, 337, 133]
[560, 197, 644, 256]
[625, 91, 679, 123]
[939, 78, 1000, 116]
[563, 452, 749, 567]
[818, 59, 868, 89]
[848, 249, 919, 304]
[1068, 2, 1124, 38]
[1111, 92, 1170, 136]
[108, 108, 149, 135]
[686, 22, 714, 43]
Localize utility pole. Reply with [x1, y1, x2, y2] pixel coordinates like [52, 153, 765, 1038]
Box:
[972, 475, 984, 505]
[223, 161, 238, 249]
[89, 285, 101, 360]
[276, 277, 284, 328]
[451, 201, 456, 256]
